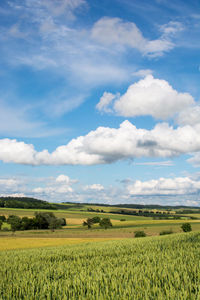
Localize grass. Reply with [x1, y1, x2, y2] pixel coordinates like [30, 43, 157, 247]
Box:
[0, 232, 199, 299]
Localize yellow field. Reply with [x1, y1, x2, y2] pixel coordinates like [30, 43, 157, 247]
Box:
[0, 237, 123, 251]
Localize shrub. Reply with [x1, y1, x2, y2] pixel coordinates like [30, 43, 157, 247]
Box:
[160, 229, 173, 235]
[120, 219, 126, 221]
[134, 231, 146, 238]
[181, 223, 192, 232]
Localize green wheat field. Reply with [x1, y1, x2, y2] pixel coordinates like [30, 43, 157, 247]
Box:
[0, 232, 200, 300]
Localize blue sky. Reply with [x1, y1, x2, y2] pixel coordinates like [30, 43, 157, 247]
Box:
[0, 0, 200, 205]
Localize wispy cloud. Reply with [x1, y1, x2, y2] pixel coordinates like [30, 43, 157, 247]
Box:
[134, 161, 174, 166]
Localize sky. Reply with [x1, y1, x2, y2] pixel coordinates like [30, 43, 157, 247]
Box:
[0, 0, 200, 206]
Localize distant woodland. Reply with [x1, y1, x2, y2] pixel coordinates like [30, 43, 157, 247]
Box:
[0, 197, 57, 210]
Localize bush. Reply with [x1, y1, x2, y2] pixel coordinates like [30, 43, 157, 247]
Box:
[120, 219, 126, 221]
[134, 231, 146, 238]
[160, 229, 173, 235]
[181, 223, 192, 232]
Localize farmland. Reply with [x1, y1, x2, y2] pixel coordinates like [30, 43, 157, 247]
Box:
[1, 205, 200, 243]
[0, 232, 200, 299]
[0, 202, 200, 299]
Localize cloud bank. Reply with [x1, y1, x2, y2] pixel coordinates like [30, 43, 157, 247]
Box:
[127, 177, 200, 196]
[0, 119, 200, 166]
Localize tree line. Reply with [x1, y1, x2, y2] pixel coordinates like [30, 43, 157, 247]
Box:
[0, 212, 66, 232]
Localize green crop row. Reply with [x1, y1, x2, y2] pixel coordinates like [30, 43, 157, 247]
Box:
[0, 232, 200, 299]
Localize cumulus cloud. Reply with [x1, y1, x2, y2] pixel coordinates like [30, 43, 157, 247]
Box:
[33, 174, 76, 195]
[97, 75, 194, 120]
[0, 139, 36, 164]
[127, 176, 200, 196]
[1, 120, 200, 166]
[176, 105, 200, 125]
[91, 17, 174, 56]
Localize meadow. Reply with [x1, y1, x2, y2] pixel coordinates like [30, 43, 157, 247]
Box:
[1, 206, 200, 243]
[0, 232, 199, 299]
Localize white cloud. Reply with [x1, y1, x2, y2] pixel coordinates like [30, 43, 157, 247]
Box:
[132, 69, 153, 77]
[187, 153, 200, 167]
[97, 75, 194, 120]
[1, 174, 200, 206]
[0, 177, 26, 196]
[127, 176, 200, 195]
[0, 193, 26, 197]
[0, 178, 19, 189]
[96, 92, 117, 113]
[1, 120, 200, 166]
[134, 160, 174, 166]
[1, 4, 131, 90]
[176, 105, 200, 125]
[84, 184, 104, 191]
[56, 174, 78, 184]
[160, 21, 184, 36]
[0, 139, 36, 165]
[91, 17, 174, 56]
[33, 174, 76, 195]
[56, 175, 71, 184]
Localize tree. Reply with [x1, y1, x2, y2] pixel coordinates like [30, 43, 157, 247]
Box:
[0, 220, 2, 230]
[34, 212, 51, 229]
[21, 217, 36, 230]
[91, 216, 101, 224]
[99, 218, 112, 229]
[34, 212, 62, 230]
[60, 218, 67, 226]
[0, 215, 6, 222]
[83, 218, 94, 229]
[7, 215, 22, 232]
[48, 218, 63, 232]
[181, 223, 192, 232]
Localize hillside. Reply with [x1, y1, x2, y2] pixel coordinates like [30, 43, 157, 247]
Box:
[0, 197, 57, 210]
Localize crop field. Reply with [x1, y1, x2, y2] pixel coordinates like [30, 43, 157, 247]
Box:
[1, 206, 200, 240]
[0, 207, 151, 224]
[0, 232, 199, 299]
[0, 237, 122, 251]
